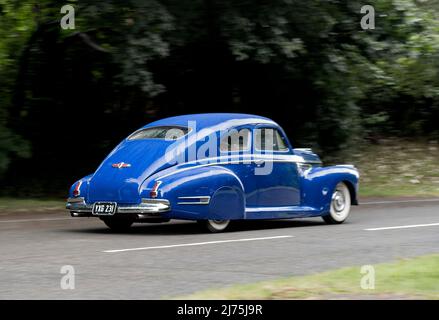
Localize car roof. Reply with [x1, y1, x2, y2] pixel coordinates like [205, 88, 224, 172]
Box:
[142, 113, 276, 129]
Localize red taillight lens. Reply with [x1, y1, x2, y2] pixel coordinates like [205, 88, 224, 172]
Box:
[73, 181, 82, 197]
[150, 181, 162, 198]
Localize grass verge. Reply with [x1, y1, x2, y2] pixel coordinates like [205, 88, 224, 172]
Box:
[343, 139, 439, 197]
[0, 197, 65, 213]
[179, 254, 439, 299]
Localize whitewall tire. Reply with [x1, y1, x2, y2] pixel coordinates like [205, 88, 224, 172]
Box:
[201, 219, 231, 233]
[322, 182, 351, 224]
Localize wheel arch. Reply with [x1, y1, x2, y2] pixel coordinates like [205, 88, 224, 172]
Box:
[341, 179, 358, 205]
[147, 165, 246, 220]
[209, 185, 246, 220]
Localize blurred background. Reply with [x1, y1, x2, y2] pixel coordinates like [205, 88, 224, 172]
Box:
[0, 0, 438, 198]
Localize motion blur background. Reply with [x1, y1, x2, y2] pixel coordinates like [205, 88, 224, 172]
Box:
[0, 0, 438, 197]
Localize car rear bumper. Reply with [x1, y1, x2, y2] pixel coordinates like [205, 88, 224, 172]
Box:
[66, 197, 171, 218]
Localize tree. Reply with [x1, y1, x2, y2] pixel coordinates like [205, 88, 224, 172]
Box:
[1, 0, 439, 195]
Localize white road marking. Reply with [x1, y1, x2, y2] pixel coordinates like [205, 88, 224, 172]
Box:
[365, 222, 439, 231]
[361, 199, 439, 205]
[0, 217, 71, 223]
[103, 235, 294, 253]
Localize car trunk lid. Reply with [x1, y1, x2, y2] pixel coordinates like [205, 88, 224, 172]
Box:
[87, 139, 177, 204]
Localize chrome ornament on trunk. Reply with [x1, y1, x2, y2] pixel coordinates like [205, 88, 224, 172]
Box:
[111, 162, 131, 169]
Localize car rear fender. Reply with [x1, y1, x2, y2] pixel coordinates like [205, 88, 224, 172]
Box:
[141, 165, 245, 220]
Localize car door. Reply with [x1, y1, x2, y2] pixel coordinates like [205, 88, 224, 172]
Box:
[218, 126, 258, 207]
[252, 126, 300, 207]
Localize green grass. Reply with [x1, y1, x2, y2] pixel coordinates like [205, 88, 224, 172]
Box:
[0, 197, 64, 212]
[343, 139, 439, 197]
[179, 255, 439, 299]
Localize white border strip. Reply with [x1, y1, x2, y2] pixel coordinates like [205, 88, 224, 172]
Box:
[0, 217, 71, 223]
[103, 235, 294, 253]
[365, 222, 439, 231]
[361, 199, 439, 205]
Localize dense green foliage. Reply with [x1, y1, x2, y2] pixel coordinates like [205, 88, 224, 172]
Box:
[0, 0, 438, 196]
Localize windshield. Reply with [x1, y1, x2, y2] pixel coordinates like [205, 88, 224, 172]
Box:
[128, 126, 190, 140]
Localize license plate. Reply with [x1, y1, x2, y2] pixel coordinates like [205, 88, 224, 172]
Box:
[92, 202, 117, 215]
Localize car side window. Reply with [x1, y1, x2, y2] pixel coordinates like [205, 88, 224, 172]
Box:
[254, 128, 289, 152]
[220, 128, 251, 152]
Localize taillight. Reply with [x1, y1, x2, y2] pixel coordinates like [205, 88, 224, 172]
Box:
[150, 181, 162, 198]
[73, 181, 82, 197]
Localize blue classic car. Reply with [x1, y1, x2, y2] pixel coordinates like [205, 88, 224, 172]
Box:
[67, 113, 359, 232]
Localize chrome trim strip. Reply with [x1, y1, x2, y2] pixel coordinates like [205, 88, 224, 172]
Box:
[66, 197, 93, 212]
[117, 205, 169, 214]
[67, 197, 85, 203]
[245, 205, 317, 213]
[158, 155, 322, 180]
[178, 196, 211, 200]
[294, 148, 313, 152]
[177, 196, 210, 205]
[142, 198, 169, 205]
[66, 198, 171, 214]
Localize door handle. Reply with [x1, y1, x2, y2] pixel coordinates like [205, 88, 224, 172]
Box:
[254, 159, 265, 166]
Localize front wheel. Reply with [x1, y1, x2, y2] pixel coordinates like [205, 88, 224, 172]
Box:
[322, 182, 351, 224]
[198, 219, 230, 233]
[101, 217, 134, 231]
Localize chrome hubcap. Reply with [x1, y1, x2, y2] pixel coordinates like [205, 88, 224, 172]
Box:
[332, 190, 346, 213]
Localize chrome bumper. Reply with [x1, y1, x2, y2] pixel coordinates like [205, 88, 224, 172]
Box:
[66, 197, 171, 216]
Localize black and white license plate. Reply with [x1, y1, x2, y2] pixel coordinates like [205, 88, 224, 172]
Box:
[92, 202, 117, 215]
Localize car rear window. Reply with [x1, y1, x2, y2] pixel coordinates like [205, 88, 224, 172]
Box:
[128, 126, 190, 140]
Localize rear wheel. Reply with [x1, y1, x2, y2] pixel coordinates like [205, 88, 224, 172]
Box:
[322, 182, 351, 224]
[198, 219, 230, 233]
[101, 217, 134, 231]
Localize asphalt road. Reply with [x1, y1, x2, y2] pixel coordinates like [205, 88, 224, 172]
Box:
[0, 199, 438, 299]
